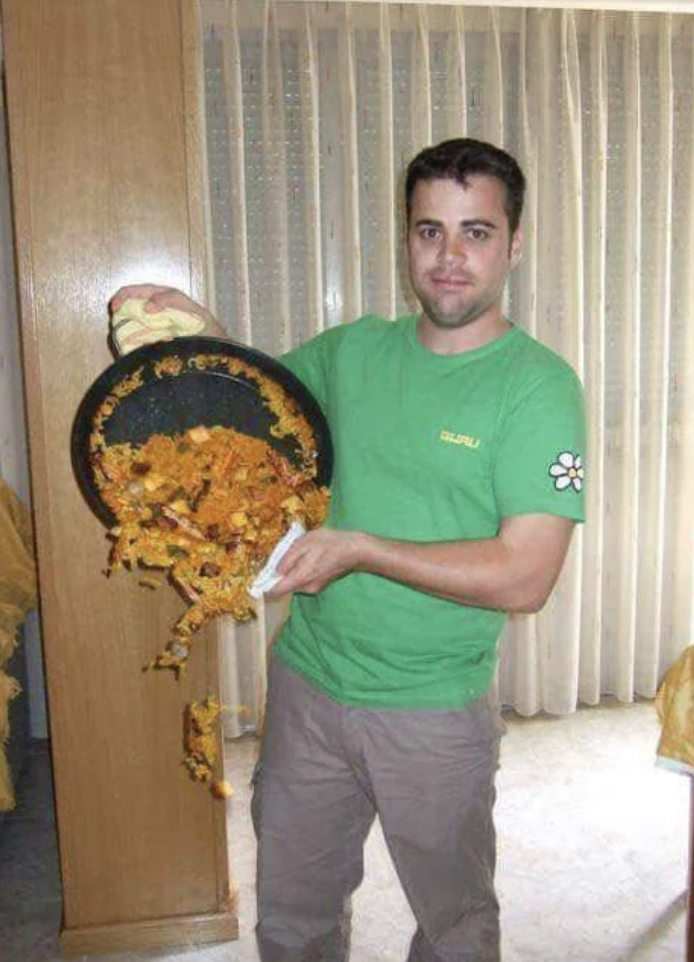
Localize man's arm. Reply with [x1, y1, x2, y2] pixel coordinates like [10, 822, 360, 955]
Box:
[270, 513, 576, 614]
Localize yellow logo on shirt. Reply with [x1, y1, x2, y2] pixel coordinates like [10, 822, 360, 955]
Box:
[440, 430, 481, 450]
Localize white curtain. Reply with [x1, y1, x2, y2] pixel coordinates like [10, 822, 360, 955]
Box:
[199, 0, 694, 728]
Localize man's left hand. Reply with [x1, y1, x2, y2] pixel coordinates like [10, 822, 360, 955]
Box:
[267, 528, 364, 596]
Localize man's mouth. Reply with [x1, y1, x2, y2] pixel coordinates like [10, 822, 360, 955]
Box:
[431, 275, 472, 288]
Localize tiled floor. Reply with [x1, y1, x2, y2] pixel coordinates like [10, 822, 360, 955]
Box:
[0, 701, 690, 962]
[0, 741, 62, 962]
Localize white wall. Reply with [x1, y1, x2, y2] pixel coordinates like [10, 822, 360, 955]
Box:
[0, 44, 48, 739]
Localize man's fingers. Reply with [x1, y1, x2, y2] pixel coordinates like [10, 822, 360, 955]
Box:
[144, 289, 204, 315]
[265, 573, 322, 599]
[109, 284, 162, 313]
[275, 544, 305, 576]
[273, 551, 319, 593]
[109, 284, 206, 318]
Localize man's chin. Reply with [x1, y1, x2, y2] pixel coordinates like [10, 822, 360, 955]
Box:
[424, 310, 479, 330]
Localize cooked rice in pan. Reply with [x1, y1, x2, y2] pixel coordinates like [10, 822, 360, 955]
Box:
[89, 353, 330, 674]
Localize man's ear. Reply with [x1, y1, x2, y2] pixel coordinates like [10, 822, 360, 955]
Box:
[510, 227, 523, 268]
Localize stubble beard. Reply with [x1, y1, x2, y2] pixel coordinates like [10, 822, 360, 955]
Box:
[415, 287, 494, 331]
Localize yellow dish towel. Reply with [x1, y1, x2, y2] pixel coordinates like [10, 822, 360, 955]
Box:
[110, 297, 206, 355]
[0, 479, 37, 810]
[656, 645, 694, 776]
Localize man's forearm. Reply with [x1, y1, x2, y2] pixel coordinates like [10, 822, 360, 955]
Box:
[273, 514, 576, 613]
[356, 533, 529, 611]
[356, 527, 569, 613]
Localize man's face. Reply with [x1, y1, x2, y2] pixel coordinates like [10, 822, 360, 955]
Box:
[407, 175, 522, 332]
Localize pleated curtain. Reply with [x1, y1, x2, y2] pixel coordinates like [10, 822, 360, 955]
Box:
[199, 0, 694, 732]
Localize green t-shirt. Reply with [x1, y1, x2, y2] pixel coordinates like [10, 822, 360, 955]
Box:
[276, 314, 586, 709]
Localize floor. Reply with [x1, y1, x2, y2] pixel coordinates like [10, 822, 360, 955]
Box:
[0, 699, 689, 961]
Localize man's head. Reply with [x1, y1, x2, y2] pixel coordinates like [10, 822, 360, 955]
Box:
[405, 138, 525, 236]
[405, 139, 526, 345]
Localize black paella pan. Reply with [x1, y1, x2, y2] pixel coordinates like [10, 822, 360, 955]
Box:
[71, 336, 333, 527]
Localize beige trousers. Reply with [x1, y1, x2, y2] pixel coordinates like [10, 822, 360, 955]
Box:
[252, 656, 505, 962]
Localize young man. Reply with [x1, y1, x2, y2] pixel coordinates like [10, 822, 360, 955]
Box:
[111, 138, 585, 962]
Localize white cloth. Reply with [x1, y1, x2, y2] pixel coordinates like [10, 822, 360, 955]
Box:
[248, 522, 306, 599]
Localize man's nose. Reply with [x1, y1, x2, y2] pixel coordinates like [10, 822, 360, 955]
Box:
[439, 234, 467, 263]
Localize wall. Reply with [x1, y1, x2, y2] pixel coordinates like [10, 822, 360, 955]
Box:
[0, 25, 46, 739]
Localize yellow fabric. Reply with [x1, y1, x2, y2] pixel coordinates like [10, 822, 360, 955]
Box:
[110, 297, 205, 354]
[656, 645, 694, 777]
[0, 479, 37, 810]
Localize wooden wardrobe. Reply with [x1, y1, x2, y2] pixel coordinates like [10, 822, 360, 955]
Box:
[2, 0, 237, 954]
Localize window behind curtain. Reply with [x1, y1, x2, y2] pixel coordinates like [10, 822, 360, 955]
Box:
[200, 1, 694, 722]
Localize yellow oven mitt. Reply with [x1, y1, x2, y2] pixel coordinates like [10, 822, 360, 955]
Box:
[110, 297, 206, 355]
[0, 479, 37, 811]
[656, 646, 694, 776]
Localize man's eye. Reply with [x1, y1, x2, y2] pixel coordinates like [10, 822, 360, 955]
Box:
[421, 227, 440, 240]
[467, 227, 489, 241]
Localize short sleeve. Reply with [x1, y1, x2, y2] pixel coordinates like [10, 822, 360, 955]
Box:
[280, 328, 339, 411]
[494, 367, 586, 522]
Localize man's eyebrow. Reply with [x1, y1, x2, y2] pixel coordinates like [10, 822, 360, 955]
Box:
[461, 219, 498, 230]
[412, 217, 499, 229]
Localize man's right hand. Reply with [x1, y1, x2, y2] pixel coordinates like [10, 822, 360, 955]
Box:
[109, 284, 214, 325]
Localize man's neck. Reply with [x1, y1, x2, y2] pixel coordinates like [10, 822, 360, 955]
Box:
[416, 313, 511, 356]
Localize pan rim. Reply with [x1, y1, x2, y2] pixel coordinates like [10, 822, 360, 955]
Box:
[71, 335, 333, 527]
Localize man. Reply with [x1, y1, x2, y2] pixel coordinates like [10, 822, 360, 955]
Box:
[111, 138, 585, 962]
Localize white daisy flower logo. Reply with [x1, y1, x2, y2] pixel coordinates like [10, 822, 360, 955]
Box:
[549, 452, 584, 492]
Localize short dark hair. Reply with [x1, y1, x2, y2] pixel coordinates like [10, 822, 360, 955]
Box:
[405, 138, 526, 235]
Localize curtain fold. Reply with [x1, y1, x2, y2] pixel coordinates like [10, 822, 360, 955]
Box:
[221, 0, 252, 340]
[201, 1, 694, 723]
[378, 4, 398, 319]
[413, 6, 433, 149]
[483, 9, 504, 147]
[636, 14, 673, 695]
[665, 19, 694, 676]
[612, 12, 641, 701]
[579, 10, 608, 705]
[299, 3, 325, 338]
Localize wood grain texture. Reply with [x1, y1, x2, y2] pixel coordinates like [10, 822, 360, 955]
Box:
[2, 0, 236, 948]
[59, 908, 239, 958]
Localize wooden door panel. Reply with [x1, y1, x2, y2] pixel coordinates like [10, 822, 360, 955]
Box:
[2, 0, 236, 952]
